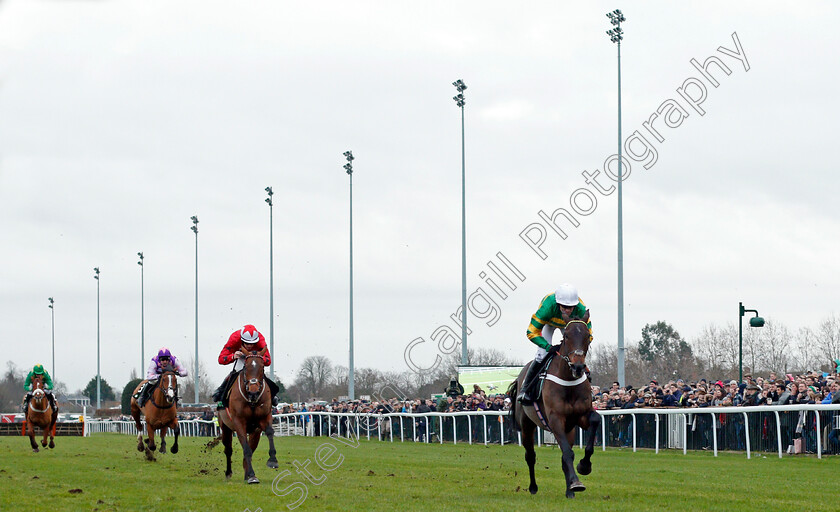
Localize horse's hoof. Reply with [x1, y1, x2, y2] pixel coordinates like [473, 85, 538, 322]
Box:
[159, 447, 166, 454]
[32, 448, 39, 453]
[170, 445, 178, 454]
[566, 491, 576, 499]
[267, 460, 279, 469]
[137, 444, 144, 452]
[528, 484, 538, 495]
[576, 461, 592, 475]
[569, 481, 586, 493]
[49, 441, 55, 449]
[246, 476, 260, 484]
[225, 473, 232, 481]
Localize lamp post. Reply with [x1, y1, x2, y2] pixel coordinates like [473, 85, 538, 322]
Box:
[190, 216, 199, 403]
[265, 187, 275, 380]
[738, 302, 764, 383]
[343, 150, 355, 400]
[452, 78, 468, 366]
[93, 267, 101, 410]
[48, 297, 55, 381]
[137, 252, 144, 376]
[606, 9, 626, 386]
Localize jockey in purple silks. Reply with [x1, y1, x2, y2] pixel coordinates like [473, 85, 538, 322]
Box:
[136, 347, 189, 407]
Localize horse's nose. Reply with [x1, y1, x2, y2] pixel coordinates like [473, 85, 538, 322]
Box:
[573, 363, 586, 376]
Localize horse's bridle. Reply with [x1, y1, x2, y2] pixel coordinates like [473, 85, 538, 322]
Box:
[237, 355, 266, 407]
[29, 388, 50, 413]
[150, 372, 177, 409]
[558, 319, 590, 379]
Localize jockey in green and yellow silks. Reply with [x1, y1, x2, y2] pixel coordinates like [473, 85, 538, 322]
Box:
[518, 284, 592, 404]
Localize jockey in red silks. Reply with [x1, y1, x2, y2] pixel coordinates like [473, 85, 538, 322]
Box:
[212, 324, 280, 408]
[136, 347, 189, 407]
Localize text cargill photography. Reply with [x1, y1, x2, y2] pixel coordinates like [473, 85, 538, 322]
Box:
[1, 1, 838, 511]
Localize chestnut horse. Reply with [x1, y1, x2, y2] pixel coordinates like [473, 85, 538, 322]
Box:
[130, 367, 180, 461]
[508, 310, 600, 498]
[217, 354, 278, 483]
[25, 375, 58, 452]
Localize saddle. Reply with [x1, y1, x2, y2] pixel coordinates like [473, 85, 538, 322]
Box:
[219, 370, 242, 408]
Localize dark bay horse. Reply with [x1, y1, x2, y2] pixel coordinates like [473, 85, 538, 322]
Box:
[217, 354, 279, 483]
[508, 310, 600, 498]
[131, 367, 180, 461]
[24, 376, 58, 452]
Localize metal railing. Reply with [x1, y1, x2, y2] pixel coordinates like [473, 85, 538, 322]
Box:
[82, 404, 840, 460]
[273, 404, 840, 459]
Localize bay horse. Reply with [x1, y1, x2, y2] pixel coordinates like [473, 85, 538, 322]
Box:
[508, 310, 600, 498]
[217, 353, 279, 483]
[130, 367, 180, 461]
[24, 375, 58, 452]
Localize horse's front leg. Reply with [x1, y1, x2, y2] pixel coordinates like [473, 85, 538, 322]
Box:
[27, 423, 39, 452]
[170, 420, 180, 454]
[547, 416, 582, 498]
[221, 423, 234, 480]
[41, 427, 49, 447]
[232, 417, 258, 483]
[159, 426, 167, 454]
[146, 424, 157, 451]
[264, 422, 279, 469]
[577, 411, 600, 476]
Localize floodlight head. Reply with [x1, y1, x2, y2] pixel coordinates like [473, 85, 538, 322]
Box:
[191, 225, 198, 234]
[344, 163, 353, 175]
[191, 215, 198, 224]
[343, 150, 354, 161]
[265, 197, 272, 206]
[452, 79, 467, 93]
[48, 297, 54, 307]
[137, 252, 143, 259]
[265, 186, 273, 195]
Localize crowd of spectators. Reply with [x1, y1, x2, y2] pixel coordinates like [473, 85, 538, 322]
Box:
[593, 371, 840, 410]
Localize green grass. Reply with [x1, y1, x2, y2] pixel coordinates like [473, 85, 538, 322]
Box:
[0, 434, 836, 511]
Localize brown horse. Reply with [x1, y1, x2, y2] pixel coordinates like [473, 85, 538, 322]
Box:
[217, 354, 279, 483]
[24, 375, 58, 452]
[130, 367, 180, 461]
[508, 310, 600, 498]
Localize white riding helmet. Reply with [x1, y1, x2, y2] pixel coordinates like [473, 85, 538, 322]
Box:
[555, 283, 579, 307]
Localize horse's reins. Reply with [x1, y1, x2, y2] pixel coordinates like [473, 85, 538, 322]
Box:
[149, 373, 176, 409]
[550, 319, 589, 385]
[29, 383, 53, 413]
[237, 356, 266, 407]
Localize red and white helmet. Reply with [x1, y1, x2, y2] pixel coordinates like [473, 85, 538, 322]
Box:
[240, 325, 261, 344]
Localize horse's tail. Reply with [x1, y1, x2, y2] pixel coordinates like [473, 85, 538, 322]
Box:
[506, 380, 520, 432]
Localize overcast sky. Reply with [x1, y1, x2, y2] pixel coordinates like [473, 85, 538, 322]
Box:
[1, 1, 838, 394]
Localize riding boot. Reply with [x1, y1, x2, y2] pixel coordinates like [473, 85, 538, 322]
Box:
[136, 382, 148, 407]
[517, 360, 543, 405]
[213, 373, 234, 408]
[265, 377, 280, 407]
[22, 393, 32, 413]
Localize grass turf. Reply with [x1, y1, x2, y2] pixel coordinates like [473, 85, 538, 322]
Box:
[0, 433, 835, 511]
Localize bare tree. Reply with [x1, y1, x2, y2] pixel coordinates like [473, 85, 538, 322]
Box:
[816, 314, 840, 369]
[757, 320, 791, 376]
[180, 356, 214, 403]
[295, 356, 333, 398]
[794, 326, 823, 373]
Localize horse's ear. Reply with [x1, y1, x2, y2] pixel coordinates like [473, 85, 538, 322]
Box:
[582, 309, 590, 323]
